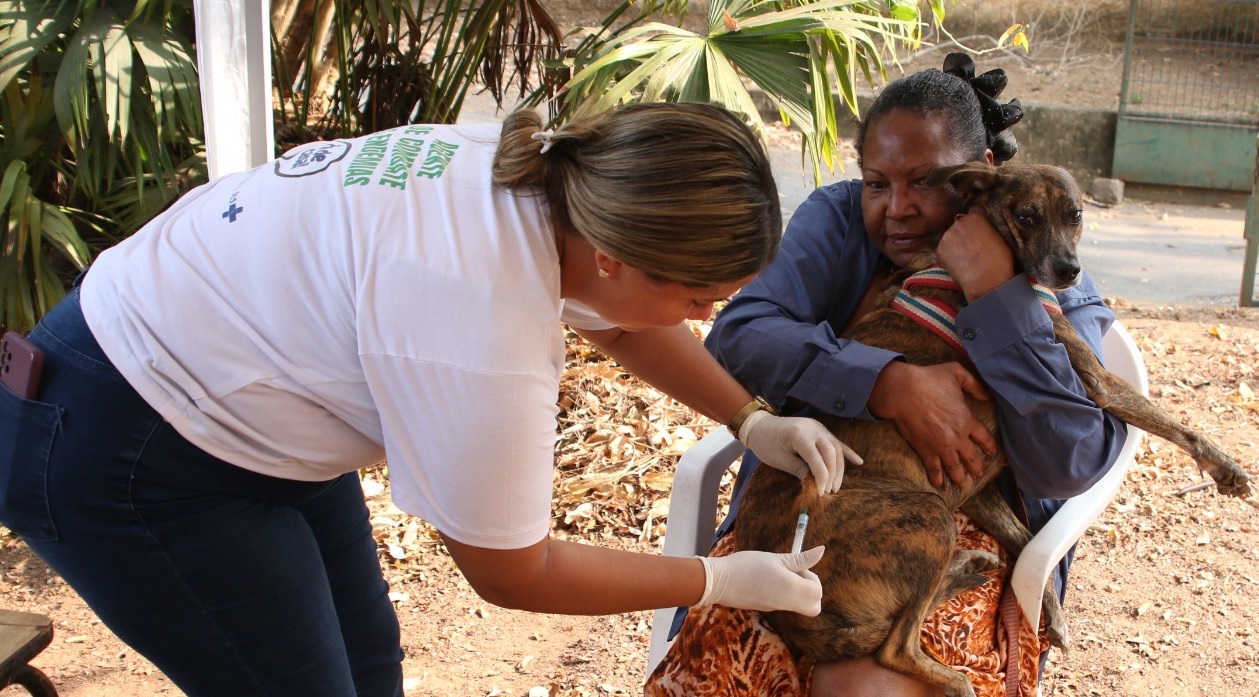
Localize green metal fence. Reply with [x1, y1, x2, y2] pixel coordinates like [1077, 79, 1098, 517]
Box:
[1240, 137, 1259, 305]
[1114, 0, 1259, 191]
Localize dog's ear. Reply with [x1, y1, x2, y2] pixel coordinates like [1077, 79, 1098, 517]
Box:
[924, 161, 999, 203]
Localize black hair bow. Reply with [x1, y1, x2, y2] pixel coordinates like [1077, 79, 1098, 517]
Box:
[942, 53, 1024, 134]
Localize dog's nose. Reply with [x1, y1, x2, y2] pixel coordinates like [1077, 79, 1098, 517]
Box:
[1054, 258, 1082, 285]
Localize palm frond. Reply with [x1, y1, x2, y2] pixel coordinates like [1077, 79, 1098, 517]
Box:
[1, 0, 200, 330]
[130, 22, 202, 140]
[552, 0, 927, 184]
[0, 160, 87, 332]
[0, 0, 76, 92]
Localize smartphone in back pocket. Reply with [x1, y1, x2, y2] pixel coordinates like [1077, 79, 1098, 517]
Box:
[1, 331, 44, 400]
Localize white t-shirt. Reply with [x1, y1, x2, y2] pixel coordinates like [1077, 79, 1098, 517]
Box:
[80, 123, 611, 549]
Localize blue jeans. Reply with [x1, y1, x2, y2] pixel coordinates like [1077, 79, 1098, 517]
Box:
[0, 289, 403, 696]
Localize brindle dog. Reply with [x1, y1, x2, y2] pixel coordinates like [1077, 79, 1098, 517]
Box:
[733, 162, 1253, 697]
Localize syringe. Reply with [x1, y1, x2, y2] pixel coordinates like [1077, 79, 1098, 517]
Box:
[791, 510, 809, 554]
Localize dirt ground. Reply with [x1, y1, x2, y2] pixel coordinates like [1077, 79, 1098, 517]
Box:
[9, 303, 1259, 697]
[6, 2, 1259, 696]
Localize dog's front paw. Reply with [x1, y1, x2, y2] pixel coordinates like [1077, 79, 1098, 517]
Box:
[1198, 451, 1252, 498]
[1219, 468, 1252, 498]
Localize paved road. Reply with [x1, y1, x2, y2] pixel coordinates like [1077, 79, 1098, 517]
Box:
[462, 95, 1255, 308]
[1076, 199, 1250, 307]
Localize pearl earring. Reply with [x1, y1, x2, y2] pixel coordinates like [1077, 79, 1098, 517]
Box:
[598, 268, 610, 278]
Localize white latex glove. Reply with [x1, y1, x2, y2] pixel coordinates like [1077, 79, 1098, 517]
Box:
[738, 411, 863, 494]
[696, 547, 825, 615]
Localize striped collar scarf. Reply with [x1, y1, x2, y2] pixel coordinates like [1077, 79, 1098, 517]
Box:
[889, 265, 1062, 355]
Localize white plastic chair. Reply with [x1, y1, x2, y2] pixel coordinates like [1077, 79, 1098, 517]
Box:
[646, 321, 1148, 676]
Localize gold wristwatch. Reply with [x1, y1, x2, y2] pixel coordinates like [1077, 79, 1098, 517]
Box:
[727, 396, 778, 438]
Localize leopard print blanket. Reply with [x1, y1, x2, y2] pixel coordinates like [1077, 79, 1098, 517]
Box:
[645, 512, 1050, 697]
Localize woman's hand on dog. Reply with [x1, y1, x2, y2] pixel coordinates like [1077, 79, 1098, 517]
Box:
[869, 361, 996, 489]
[739, 411, 863, 494]
[937, 208, 1016, 302]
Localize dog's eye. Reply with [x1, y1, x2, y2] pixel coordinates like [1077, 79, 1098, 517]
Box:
[1068, 209, 1083, 226]
[1016, 213, 1037, 227]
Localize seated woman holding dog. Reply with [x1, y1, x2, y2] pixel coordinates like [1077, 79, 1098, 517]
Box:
[644, 56, 1129, 697]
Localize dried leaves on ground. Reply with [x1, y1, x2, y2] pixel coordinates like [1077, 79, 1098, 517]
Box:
[5, 306, 1259, 697]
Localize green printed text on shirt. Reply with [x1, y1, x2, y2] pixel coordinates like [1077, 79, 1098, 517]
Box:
[342, 125, 458, 189]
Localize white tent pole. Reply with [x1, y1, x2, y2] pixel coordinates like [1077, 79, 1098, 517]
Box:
[193, 0, 275, 180]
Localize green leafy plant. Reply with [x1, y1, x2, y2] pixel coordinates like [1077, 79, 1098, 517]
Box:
[0, 0, 204, 332]
[270, 0, 564, 142]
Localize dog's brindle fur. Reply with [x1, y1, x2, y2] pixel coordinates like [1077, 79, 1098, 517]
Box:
[733, 162, 1253, 697]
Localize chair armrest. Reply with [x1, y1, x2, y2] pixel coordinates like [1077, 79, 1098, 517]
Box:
[658, 430, 746, 559]
[647, 429, 744, 676]
[1009, 320, 1148, 627]
[1008, 423, 1144, 627]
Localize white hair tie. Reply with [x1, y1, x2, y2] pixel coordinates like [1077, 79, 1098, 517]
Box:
[531, 129, 556, 154]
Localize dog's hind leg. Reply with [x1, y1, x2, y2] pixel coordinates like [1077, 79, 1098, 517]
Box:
[931, 549, 996, 609]
[1051, 315, 1252, 498]
[948, 548, 1001, 576]
[960, 482, 1069, 650]
[875, 595, 978, 697]
[857, 495, 986, 697]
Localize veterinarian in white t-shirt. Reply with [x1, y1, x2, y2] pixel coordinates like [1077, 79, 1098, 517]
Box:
[0, 103, 859, 696]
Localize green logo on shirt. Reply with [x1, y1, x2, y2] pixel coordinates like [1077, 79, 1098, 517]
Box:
[342, 126, 459, 189]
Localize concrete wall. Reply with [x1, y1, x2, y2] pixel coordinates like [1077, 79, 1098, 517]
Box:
[1016, 104, 1118, 188]
[753, 92, 1119, 191]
